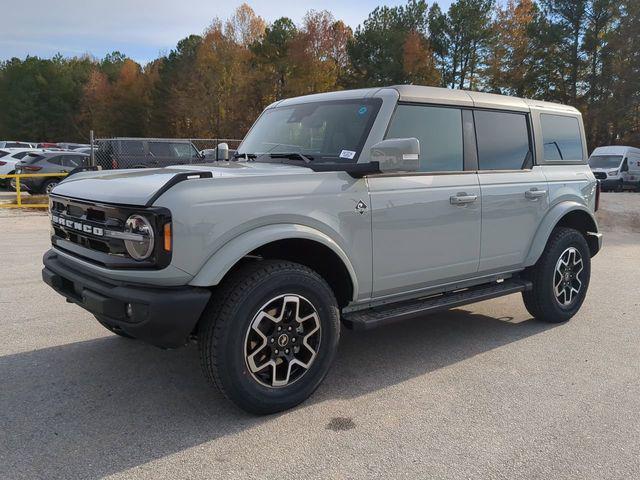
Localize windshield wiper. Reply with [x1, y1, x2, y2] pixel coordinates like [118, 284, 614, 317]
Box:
[232, 152, 257, 160]
[269, 152, 314, 164]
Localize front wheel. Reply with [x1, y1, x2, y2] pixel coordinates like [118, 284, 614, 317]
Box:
[522, 227, 591, 323]
[198, 260, 340, 414]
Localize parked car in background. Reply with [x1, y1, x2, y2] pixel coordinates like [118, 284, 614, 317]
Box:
[57, 143, 91, 150]
[13, 151, 89, 194]
[37, 142, 59, 149]
[589, 146, 640, 191]
[94, 138, 202, 169]
[0, 148, 41, 186]
[73, 147, 93, 155]
[0, 141, 33, 149]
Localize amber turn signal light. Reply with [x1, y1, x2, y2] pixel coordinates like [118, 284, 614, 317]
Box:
[163, 223, 172, 252]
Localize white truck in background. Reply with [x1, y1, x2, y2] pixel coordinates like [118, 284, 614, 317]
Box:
[589, 145, 640, 192]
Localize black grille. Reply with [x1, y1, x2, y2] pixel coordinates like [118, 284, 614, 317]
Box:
[593, 171, 607, 180]
[50, 195, 172, 269]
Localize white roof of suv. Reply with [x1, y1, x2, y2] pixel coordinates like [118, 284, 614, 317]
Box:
[271, 85, 579, 114]
[590, 146, 640, 156]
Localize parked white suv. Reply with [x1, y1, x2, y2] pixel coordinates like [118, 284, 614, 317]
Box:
[42, 85, 602, 413]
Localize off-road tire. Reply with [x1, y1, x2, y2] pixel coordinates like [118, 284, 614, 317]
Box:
[522, 227, 591, 323]
[198, 259, 340, 414]
[95, 315, 135, 338]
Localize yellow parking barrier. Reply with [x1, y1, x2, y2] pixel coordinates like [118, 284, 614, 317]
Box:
[0, 172, 68, 208]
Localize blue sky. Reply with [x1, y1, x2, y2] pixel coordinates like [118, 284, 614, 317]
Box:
[1, 0, 453, 63]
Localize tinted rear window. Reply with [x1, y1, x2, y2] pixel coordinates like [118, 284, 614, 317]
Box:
[475, 111, 531, 170]
[119, 140, 145, 155]
[23, 154, 44, 164]
[541, 114, 583, 161]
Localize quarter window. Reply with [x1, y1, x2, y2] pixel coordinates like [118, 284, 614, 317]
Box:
[475, 111, 531, 170]
[386, 105, 464, 172]
[541, 114, 584, 161]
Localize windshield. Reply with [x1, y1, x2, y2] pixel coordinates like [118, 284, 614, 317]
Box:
[238, 99, 382, 163]
[589, 155, 623, 169]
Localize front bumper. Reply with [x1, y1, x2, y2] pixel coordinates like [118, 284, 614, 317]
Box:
[42, 249, 211, 348]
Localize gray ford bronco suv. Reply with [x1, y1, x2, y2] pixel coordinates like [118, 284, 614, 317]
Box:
[43, 86, 602, 414]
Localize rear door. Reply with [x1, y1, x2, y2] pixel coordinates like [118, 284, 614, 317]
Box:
[369, 104, 481, 299]
[474, 109, 549, 272]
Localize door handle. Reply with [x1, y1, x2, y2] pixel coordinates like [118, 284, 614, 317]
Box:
[450, 193, 478, 205]
[525, 188, 547, 200]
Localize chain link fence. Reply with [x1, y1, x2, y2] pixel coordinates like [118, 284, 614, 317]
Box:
[89, 137, 243, 170]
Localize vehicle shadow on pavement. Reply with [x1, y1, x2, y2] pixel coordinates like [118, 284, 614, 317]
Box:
[0, 309, 554, 479]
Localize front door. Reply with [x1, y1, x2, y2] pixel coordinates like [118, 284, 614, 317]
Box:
[369, 103, 481, 299]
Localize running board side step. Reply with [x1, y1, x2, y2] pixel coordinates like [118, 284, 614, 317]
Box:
[343, 279, 532, 330]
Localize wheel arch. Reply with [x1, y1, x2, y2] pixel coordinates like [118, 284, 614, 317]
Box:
[189, 224, 358, 306]
[525, 202, 601, 266]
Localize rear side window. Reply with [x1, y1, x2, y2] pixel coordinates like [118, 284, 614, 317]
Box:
[119, 140, 145, 155]
[148, 142, 172, 157]
[48, 156, 64, 165]
[63, 155, 86, 168]
[386, 104, 464, 172]
[541, 114, 583, 161]
[13, 152, 29, 159]
[475, 111, 531, 170]
[23, 154, 44, 164]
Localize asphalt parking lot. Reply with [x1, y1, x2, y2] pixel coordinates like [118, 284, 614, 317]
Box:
[1, 194, 639, 479]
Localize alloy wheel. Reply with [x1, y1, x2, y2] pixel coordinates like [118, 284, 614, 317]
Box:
[45, 181, 59, 194]
[244, 294, 321, 388]
[553, 247, 584, 306]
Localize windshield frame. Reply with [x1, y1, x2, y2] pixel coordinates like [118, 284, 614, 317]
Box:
[238, 98, 383, 165]
[588, 154, 623, 169]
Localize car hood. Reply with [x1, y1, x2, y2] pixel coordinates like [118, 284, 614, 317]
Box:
[51, 161, 314, 206]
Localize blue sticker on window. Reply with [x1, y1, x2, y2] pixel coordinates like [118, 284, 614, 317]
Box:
[358, 106, 368, 115]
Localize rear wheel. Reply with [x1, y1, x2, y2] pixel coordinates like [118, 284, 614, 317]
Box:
[198, 260, 340, 414]
[522, 227, 591, 323]
[42, 179, 60, 195]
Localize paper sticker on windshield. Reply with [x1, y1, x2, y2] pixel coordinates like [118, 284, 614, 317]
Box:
[339, 150, 356, 159]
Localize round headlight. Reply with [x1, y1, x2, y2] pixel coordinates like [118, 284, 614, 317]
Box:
[124, 214, 154, 260]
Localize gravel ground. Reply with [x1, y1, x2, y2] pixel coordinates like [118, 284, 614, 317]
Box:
[0, 193, 639, 479]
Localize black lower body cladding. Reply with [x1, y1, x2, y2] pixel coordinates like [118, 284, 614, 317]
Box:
[42, 249, 211, 348]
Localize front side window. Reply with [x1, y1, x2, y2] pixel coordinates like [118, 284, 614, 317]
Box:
[239, 99, 382, 163]
[475, 111, 531, 170]
[172, 142, 197, 159]
[14, 152, 29, 159]
[386, 104, 464, 172]
[541, 114, 583, 161]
